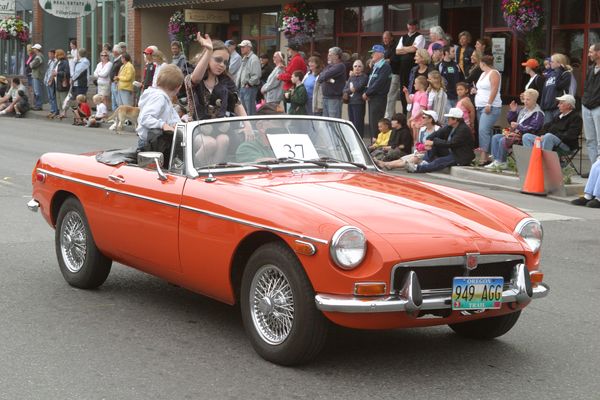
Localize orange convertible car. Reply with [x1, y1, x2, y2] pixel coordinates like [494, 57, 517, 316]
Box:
[29, 116, 548, 365]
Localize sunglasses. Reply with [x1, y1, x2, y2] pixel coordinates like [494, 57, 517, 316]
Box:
[212, 56, 228, 65]
[101, 54, 109, 56]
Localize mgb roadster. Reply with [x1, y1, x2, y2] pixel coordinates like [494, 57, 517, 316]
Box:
[28, 115, 548, 365]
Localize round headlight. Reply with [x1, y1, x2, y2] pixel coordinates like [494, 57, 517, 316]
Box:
[330, 226, 367, 269]
[515, 218, 543, 253]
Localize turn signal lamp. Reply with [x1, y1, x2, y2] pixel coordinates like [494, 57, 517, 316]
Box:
[529, 270, 544, 285]
[36, 172, 46, 183]
[293, 240, 316, 256]
[354, 282, 386, 296]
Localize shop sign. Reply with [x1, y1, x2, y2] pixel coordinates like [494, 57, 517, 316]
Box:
[185, 9, 230, 24]
[0, 0, 15, 17]
[492, 37, 505, 72]
[39, 0, 96, 19]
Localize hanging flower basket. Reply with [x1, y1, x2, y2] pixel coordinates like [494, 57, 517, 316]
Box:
[168, 11, 198, 48]
[279, 2, 318, 43]
[0, 16, 30, 44]
[502, 0, 544, 58]
[501, 0, 543, 33]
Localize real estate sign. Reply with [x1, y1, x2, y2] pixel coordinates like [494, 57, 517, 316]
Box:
[39, 0, 96, 18]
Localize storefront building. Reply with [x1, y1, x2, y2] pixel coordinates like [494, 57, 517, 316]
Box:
[74, 0, 599, 98]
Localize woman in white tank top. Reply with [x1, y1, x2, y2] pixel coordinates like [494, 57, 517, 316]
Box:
[473, 55, 502, 164]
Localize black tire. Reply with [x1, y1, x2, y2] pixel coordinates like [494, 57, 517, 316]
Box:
[449, 310, 522, 339]
[55, 197, 112, 289]
[240, 242, 328, 366]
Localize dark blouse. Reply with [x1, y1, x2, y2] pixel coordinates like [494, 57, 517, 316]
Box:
[188, 73, 240, 120]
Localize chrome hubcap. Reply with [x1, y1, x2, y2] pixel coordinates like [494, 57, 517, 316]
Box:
[249, 265, 294, 345]
[60, 211, 87, 273]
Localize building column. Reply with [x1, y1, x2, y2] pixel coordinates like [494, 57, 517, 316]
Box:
[32, 2, 44, 45]
[91, 8, 97, 68]
[102, 0, 108, 47]
[113, 0, 120, 44]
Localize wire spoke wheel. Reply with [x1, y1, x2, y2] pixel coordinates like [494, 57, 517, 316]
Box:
[249, 265, 295, 345]
[60, 210, 88, 273]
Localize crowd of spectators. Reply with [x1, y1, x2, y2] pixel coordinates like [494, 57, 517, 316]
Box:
[2, 25, 599, 182]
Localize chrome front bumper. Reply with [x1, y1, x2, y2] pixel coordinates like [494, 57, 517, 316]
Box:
[27, 199, 40, 212]
[315, 264, 549, 313]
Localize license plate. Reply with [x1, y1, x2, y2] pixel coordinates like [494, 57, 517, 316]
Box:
[452, 277, 504, 310]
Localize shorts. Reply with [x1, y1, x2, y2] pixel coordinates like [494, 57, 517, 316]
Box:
[97, 83, 111, 97]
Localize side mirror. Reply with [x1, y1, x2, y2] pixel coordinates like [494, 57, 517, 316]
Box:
[137, 151, 167, 181]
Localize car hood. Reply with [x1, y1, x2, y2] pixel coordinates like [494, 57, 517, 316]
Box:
[236, 170, 524, 255]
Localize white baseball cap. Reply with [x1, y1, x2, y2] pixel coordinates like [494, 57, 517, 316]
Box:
[238, 40, 253, 48]
[444, 107, 464, 119]
[556, 94, 576, 108]
[422, 110, 438, 122]
[32, 43, 42, 50]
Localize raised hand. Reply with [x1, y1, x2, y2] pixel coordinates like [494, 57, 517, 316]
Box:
[196, 33, 213, 51]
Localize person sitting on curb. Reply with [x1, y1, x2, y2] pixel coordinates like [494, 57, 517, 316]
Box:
[0, 77, 27, 114]
[14, 90, 30, 118]
[406, 107, 475, 173]
[571, 159, 600, 208]
[377, 110, 440, 170]
[522, 94, 582, 154]
[486, 88, 544, 170]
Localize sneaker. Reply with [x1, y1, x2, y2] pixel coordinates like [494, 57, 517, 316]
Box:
[571, 197, 591, 206]
[484, 160, 498, 169]
[496, 162, 508, 170]
[581, 172, 590, 178]
[586, 198, 600, 208]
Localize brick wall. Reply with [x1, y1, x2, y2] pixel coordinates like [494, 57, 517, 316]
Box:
[32, 2, 44, 45]
[128, 0, 142, 80]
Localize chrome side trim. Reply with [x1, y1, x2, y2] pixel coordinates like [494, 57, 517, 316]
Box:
[27, 199, 40, 212]
[39, 168, 179, 209]
[180, 204, 329, 245]
[37, 168, 328, 245]
[103, 187, 179, 208]
[390, 254, 525, 293]
[38, 168, 105, 190]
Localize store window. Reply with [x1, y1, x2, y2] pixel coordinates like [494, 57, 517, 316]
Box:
[342, 7, 359, 33]
[557, 0, 585, 25]
[241, 12, 278, 57]
[414, 1, 439, 30]
[487, 0, 508, 28]
[312, 9, 335, 57]
[389, 3, 411, 32]
[552, 29, 585, 95]
[592, 1, 600, 23]
[361, 6, 383, 33]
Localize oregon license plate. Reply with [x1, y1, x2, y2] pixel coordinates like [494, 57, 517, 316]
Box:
[452, 277, 504, 310]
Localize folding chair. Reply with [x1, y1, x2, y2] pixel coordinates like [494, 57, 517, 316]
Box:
[556, 133, 583, 175]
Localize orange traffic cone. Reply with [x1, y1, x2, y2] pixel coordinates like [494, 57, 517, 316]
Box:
[521, 136, 546, 196]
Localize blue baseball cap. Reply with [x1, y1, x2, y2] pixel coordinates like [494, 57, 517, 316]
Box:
[431, 42, 443, 51]
[369, 44, 385, 54]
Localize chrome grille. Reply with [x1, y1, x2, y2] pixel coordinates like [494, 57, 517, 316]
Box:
[390, 254, 525, 293]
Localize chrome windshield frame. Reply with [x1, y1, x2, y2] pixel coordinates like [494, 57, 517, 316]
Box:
[184, 115, 375, 176]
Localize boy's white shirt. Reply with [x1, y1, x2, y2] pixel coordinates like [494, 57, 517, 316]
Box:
[136, 87, 181, 140]
[95, 103, 107, 118]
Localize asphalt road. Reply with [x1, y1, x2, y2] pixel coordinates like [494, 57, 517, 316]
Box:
[1, 117, 599, 399]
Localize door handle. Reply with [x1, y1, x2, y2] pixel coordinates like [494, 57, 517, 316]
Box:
[108, 175, 126, 183]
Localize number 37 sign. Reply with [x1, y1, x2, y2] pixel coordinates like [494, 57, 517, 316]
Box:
[267, 134, 319, 160]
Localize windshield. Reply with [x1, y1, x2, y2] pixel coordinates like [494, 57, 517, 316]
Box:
[191, 117, 372, 170]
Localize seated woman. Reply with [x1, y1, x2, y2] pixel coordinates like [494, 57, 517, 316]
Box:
[486, 88, 543, 170]
[188, 34, 250, 165]
[572, 159, 600, 208]
[377, 110, 439, 170]
[372, 113, 412, 162]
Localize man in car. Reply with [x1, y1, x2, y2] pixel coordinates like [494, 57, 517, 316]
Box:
[236, 103, 282, 162]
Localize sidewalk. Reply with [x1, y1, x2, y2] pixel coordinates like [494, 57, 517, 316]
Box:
[24, 106, 138, 135]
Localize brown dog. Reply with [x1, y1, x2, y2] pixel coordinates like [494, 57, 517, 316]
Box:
[106, 105, 140, 133]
